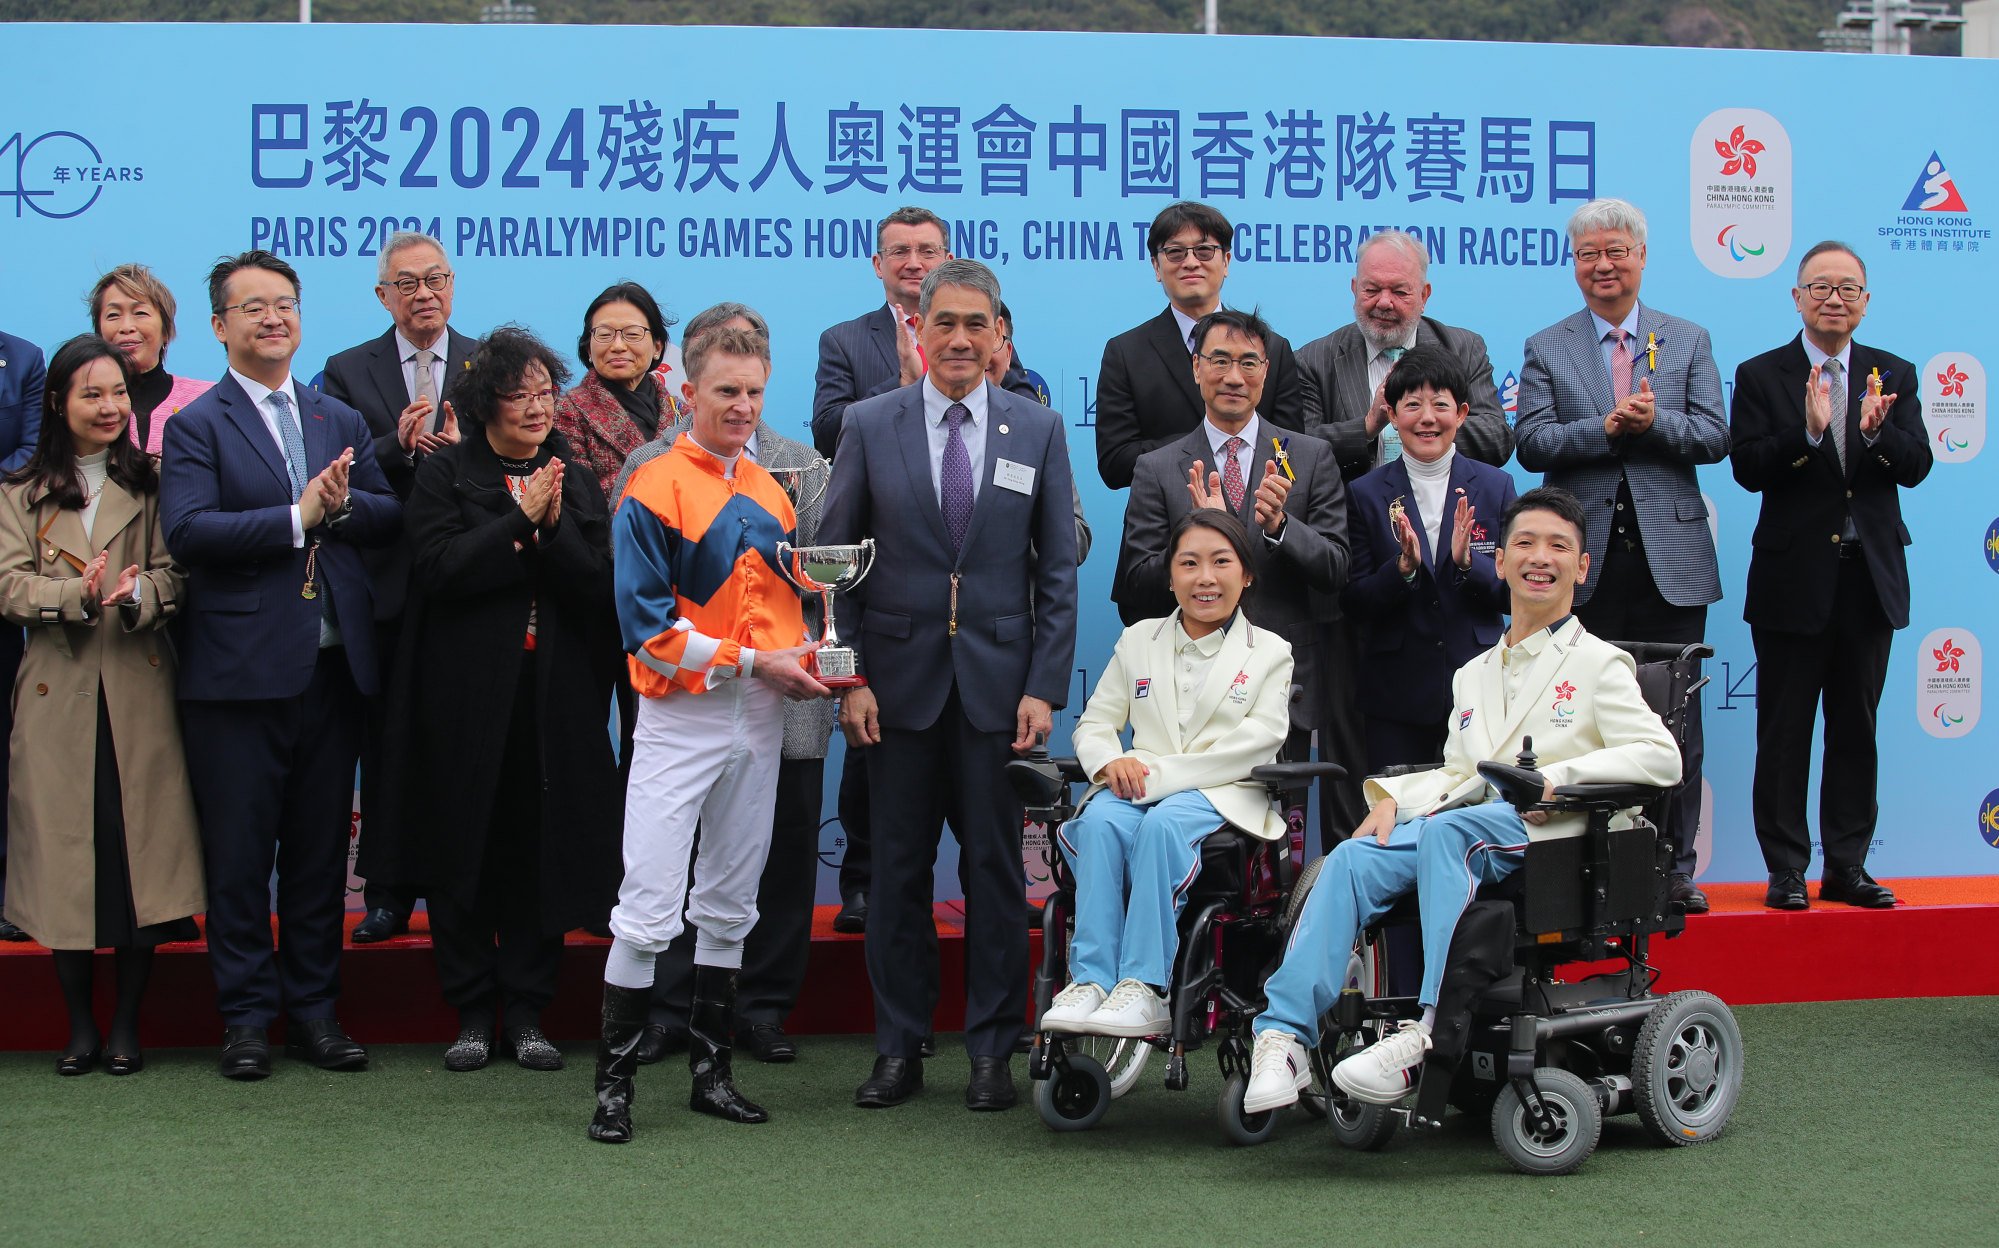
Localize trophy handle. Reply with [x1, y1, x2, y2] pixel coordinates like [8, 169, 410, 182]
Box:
[846, 538, 877, 591]
[792, 460, 831, 517]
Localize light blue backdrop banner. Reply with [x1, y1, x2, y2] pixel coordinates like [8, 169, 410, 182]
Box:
[2, 24, 1995, 886]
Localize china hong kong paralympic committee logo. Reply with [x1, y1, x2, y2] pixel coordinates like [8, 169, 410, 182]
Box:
[1917, 627, 1981, 739]
[1689, 108, 1791, 279]
[1921, 353, 1986, 463]
[1979, 789, 1999, 850]
[1551, 681, 1577, 718]
[0, 130, 141, 219]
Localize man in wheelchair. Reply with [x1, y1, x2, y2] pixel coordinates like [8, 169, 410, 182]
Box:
[1245, 486, 1683, 1113]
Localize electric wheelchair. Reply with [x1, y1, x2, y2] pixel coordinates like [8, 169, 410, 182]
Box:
[1005, 741, 1344, 1141]
[1293, 641, 1743, 1175]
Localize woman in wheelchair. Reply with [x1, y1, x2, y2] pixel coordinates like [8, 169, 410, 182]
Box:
[1038, 509, 1294, 1040]
[1243, 487, 1683, 1114]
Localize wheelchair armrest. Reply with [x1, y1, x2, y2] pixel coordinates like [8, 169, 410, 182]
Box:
[1549, 782, 1666, 809]
[1612, 640, 1714, 666]
[1251, 761, 1347, 791]
[1374, 762, 1443, 780]
[1475, 760, 1546, 810]
[1004, 755, 1088, 807]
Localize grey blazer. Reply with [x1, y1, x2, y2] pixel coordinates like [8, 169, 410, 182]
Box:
[1115, 421, 1349, 731]
[1295, 316, 1513, 479]
[1514, 304, 1729, 608]
[819, 381, 1079, 735]
[614, 417, 836, 760]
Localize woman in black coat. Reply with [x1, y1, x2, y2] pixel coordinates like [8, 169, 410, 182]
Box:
[379, 326, 624, 1072]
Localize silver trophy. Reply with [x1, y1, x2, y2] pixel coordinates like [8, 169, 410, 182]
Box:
[769, 457, 831, 516]
[775, 538, 876, 687]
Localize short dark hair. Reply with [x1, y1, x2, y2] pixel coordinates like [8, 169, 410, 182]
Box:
[577, 281, 673, 372]
[876, 206, 949, 252]
[1499, 486, 1589, 546]
[206, 250, 299, 316]
[1796, 239, 1867, 283]
[1383, 349, 1470, 410]
[8, 334, 157, 501]
[1191, 307, 1268, 357]
[1147, 201, 1234, 256]
[1169, 508, 1258, 605]
[452, 325, 570, 430]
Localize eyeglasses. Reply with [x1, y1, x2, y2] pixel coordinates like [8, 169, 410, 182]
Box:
[1801, 281, 1866, 303]
[383, 272, 453, 296]
[879, 244, 947, 262]
[500, 387, 557, 408]
[1198, 351, 1266, 375]
[1158, 243, 1225, 263]
[221, 297, 301, 318]
[589, 326, 652, 345]
[1572, 246, 1634, 265]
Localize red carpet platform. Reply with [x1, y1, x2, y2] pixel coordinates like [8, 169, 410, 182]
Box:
[5, 879, 1998, 1050]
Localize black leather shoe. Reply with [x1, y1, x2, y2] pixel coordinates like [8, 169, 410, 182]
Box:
[965, 1056, 1017, 1111]
[832, 893, 868, 934]
[106, 1049, 144, 1076]
[1765, 870, 1810, 911]
[854, 1055, 922, 1107]
[744, 1022, 797, 1063]
[0, 917, 30, 942]
[285, 1019, 369, 1070]
[1820, 865, 1897, 908]
[636, 1022, 686, 1066]
[57, 1048, 100, 1076]
[350, 908, 409, 944]
[219, 1026, 271, 1081]
[1668, 872, 1711, 914]
[445, 1024, 492, 1072]
[918, 1032, 937, 1059]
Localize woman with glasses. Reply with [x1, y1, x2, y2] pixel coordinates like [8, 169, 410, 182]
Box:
[553, 282, 687, 504]
[0, 335, 201, 1076]
[374, 326, 624, 1072]
[88, 263, 211, 455]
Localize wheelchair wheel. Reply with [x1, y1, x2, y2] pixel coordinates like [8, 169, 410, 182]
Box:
[1074, 1034, 1151, 1100]
[1631, 990, 1743, 1146]
[1322, 1016, 1398, 1151]
[1492, 1068, 1601, 1176]
[1217, 1073, 1280, 1147]
[1035, 1054, 1112, 1132]
[1281, 855, 1326, 934]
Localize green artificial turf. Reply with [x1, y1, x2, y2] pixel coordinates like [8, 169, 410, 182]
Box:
[5, 997, 1995, 1246]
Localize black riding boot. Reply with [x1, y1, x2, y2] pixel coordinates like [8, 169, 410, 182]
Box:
[588, 983, 652, 1143]
[688, 965, 768, 1124]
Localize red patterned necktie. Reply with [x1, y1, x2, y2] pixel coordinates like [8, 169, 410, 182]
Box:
[1610, 328, 1633, 401]
[1221, 436, 1247, 514]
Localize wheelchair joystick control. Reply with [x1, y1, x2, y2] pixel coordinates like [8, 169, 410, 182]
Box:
[1515, 735, 1537, 771]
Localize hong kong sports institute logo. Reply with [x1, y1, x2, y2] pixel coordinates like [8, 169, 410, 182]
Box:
[1902, 152, 1970, 213]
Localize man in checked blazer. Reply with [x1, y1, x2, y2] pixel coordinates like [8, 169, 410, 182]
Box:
[1515, 198, 1728, 913]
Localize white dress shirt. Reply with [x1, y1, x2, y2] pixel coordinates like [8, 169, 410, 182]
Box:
[1171, 620, 1226, 732]
[921, 375, 987, 506]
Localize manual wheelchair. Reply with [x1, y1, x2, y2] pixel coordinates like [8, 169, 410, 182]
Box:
[1005, 741, 1343, 1141]
[1295, 641, 1743, 1175]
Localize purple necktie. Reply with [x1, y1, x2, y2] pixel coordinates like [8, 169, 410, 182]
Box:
[941, 402, 974, 551]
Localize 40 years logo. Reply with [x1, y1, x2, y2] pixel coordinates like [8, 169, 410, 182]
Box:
[1917, 627, 1981, 739]
[0, 130, 143, 219]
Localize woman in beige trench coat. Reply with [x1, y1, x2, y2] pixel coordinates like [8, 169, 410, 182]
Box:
[0, 335, 201, 1076]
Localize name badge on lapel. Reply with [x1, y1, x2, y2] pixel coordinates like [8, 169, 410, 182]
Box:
[994, 458, 1035, 495]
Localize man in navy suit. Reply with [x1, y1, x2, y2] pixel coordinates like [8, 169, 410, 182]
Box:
[160, 251, 400, 1080]
[321, 230, 477, 944]
[820, 259, 1078, 1112]
[1730, 242, 1931, 910]
[1515, 198, 1728, 913]
[1094, 201, 1304, 491]
[1117, 308, 1349, 851]
[0, 329, 43, 942]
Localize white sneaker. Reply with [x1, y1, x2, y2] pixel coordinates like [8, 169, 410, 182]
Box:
[1243, 1029, 1311, 1113]
[1040, 982, 1107, 1034]
[1331, 1020, 1432, 1105]
[1083, 979, 1171, 1038]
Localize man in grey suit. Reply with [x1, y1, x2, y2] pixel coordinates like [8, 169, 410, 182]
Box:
[1515, 197, 1729, 912]
[1291, 229, 1512, 833]
[321, 230, 478, 944]
[1296, 230, 1513, 479]
[820, 260, 1079, 1113]
[1117, 308, 1350, 851]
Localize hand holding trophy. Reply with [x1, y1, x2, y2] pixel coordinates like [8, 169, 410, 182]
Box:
[775, 538, 876, 687]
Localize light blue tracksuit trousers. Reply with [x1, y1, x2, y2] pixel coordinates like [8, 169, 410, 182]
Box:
[1058, 789, 1224, 991]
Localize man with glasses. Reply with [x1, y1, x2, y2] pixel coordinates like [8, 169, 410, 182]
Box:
[1516, 198, 1728, 913]
[1094, 201, 1303, 492]
[1117, 307, 1348, 847]
[322, 231, 479, 944]
[1728, 242, 1931, 911]
[160, 250, 401, 1079]
[1297, 230, 1512, 479]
